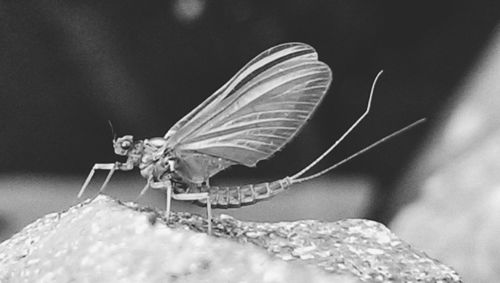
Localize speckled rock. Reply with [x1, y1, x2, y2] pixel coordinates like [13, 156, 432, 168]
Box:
[0, 195, 460, 282]
[211, 217, 461, 282]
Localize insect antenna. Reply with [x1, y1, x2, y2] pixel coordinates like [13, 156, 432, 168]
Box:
[290, 118, 426, 184]
[290, 70, 384, 180]
[108, 120, 117, 142]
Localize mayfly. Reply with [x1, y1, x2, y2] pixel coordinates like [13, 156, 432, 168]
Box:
[78, 43, 424, 234]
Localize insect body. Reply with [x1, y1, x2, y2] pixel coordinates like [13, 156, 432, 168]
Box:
[78, 43, 423, 234]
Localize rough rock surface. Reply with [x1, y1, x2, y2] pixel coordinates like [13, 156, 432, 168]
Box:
[0, 195, 460, 282]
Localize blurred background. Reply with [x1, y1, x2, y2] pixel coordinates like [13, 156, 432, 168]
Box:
[1, 1, 500, 280]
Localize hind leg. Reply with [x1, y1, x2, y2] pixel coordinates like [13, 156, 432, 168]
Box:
[171, 185, 212, 234]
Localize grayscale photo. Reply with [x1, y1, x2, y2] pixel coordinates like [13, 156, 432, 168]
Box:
[0, 1, 498, 282]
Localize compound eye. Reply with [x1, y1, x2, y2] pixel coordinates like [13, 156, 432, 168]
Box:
[121, 140, 132, 150]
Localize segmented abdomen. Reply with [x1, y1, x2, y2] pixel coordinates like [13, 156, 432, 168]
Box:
[196, 177, 292, 208]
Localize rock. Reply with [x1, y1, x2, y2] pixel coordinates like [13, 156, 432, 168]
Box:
[392, 129, 500, 282]
[0, 195, 460, 282]
[391, 27, 500, 282]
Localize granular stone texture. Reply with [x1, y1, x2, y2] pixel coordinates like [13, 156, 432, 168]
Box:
[0, 195, 356, 283]
[208, 217, 461, 282]
[0, 195, 460, 282]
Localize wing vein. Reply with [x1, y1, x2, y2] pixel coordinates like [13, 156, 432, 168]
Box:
[164, 43, 332, 180]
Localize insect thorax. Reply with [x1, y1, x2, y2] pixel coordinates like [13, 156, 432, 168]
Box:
[138, 137, 172, 180]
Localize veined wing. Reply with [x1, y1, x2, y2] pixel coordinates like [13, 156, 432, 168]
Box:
[165, 43, 332, 181]
[164, 44, 311, 140]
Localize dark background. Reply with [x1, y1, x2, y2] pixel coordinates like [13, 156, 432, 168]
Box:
[0, 0, 499, 225]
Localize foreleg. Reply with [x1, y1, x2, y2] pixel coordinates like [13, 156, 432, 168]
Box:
[78, 161, 133, 198]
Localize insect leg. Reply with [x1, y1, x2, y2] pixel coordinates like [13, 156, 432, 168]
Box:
[165, 180, 172, 223]
[149, 178, 174, 222]
[206, 196, 212, 234]
[135, 179, 151, 201]
[98, 165, 117, 194]
[171, 190, 212, 234]
[149, 179, 212, 233]
[78, 163, 116, 198]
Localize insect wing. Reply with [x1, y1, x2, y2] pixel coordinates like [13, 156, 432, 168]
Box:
[165, 43, 332, 181]
[173, 151, 236, 184]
